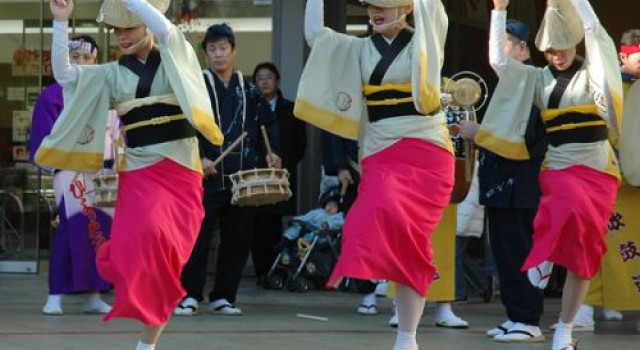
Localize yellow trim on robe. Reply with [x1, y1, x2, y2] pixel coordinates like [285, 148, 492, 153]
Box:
[365, 97, 414, 106]
[546, 120, 607, 133]
[604, 146, 622, 181]
[35, 147, 104, 171]
[294, 99, 360, 140]
[540, 104, 599, 122]
[190, 106, 223, 146]
[417, 51, 442, 115]
[362, 83, 412, 95]
[475, 128, 530, 160]
[123, 114, 186, 131]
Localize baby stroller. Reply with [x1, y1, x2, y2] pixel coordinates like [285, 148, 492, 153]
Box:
[263, 187, 343, 292]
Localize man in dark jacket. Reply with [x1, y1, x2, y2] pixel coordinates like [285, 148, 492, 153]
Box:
[460, 20, 547, 342]
[251, 62, 307, 283]
[176, 24, 281, 316]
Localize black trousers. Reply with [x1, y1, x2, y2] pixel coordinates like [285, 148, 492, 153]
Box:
[486, 207, 544, 326]
[181, 190, 255, 304]
[251, 212, 283, 278]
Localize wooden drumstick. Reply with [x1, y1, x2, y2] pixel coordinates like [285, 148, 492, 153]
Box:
[339, 181, 349, 204]
[260, 125, 273, 156]
[212, 131, 248, 167]
[262, 125, 279, 168]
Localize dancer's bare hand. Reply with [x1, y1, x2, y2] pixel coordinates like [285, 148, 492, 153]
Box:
[492, 0, 509, 11]
[202, 158, 217, 178]
[51, 0, 73, 21]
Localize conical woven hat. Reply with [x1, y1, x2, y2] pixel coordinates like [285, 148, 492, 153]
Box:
[535, 0, 584, 51]
[360, 0, 413, 7]
[97, 0, 170, 28]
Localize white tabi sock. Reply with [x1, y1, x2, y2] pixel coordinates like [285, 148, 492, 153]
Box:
[362, 292, 376, 306]
[135, 340, 156, 350]
[435, 302, 454, 321]
[393, 330, 417, 350]
[83, 293, 112, 313]
[42, 294, 63, 314]
[552, 321, 573, 350]
[44, 294, 62, 308]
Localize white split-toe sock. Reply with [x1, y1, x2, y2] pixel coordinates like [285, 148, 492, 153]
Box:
[134, 340, 156, 350]
[552, 321, 574, 350]
[527, 260, 554, 289]
[83, 293, 112, 314]
[42, 294, 63, 315]
[392, 330, 418, 350]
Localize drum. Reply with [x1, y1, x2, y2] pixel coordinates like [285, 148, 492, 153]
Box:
[92, 174, 118, 207]
[229, 168, 292, 207]
[442, 72, 487, 204]
[446, 106, 476, 204]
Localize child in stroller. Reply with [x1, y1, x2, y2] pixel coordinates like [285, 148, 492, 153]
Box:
[263, 187, 344, 292]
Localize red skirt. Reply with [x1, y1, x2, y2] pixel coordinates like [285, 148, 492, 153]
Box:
[97, 159, 204, 325]
[328, 138, 454, 296]
[522, 165, 619, 279]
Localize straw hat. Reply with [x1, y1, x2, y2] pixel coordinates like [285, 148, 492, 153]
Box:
[97, 0, 170, 28]
[535, 0, 584, 51]
[360, 0, 413, 7]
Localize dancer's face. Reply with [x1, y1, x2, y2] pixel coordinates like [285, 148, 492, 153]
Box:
[544, 47, 577, 71]
[366, 4, 412, 36]
[620, 52, 640, 78]
[113, 26, 147, 53]
[205, 38, 236, 74]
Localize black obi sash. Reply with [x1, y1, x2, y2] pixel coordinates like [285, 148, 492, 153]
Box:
[118, 49, 195, 148]
[543, 59, 607, 147]
[365, 30, 438, 122]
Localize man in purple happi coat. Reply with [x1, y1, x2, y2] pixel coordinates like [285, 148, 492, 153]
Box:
[30, 35, 116, 315]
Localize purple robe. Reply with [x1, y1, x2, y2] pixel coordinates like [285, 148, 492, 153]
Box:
[31, 83, 112, 294]
[29, 84, 63, 166]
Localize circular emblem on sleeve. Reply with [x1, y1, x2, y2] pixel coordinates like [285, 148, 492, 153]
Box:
[336, 92, 353, 112]
[77, 125, 95, 145]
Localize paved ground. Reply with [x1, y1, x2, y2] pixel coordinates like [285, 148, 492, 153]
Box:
[0, 270, 638, 350]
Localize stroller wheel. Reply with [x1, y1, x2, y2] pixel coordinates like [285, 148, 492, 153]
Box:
[264, 275, 284, 290]
[289, 276, 308, 293]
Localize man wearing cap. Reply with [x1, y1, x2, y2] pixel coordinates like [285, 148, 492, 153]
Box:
[460, 15, 547, 343]
[175, 23, 281, 317]
[30, 35, 116, 317]
[41, 1, 222, 349]
[475, 0, 623, 349]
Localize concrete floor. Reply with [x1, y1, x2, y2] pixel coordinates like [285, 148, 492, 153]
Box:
[0, 270, 638, 350]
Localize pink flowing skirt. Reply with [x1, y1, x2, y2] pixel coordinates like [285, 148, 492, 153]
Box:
[97, 159, 204, 325]
[522, 165, 619, 279]
[328, 138, 454, 296]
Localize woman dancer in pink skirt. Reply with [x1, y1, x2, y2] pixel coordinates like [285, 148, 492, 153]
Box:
[296, 1, 453, 349]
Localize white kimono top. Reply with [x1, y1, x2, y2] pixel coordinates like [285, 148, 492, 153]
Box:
[35, 0, 222, 173]
[295, 0, 452, 160]
[476, 3, 623, 180]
